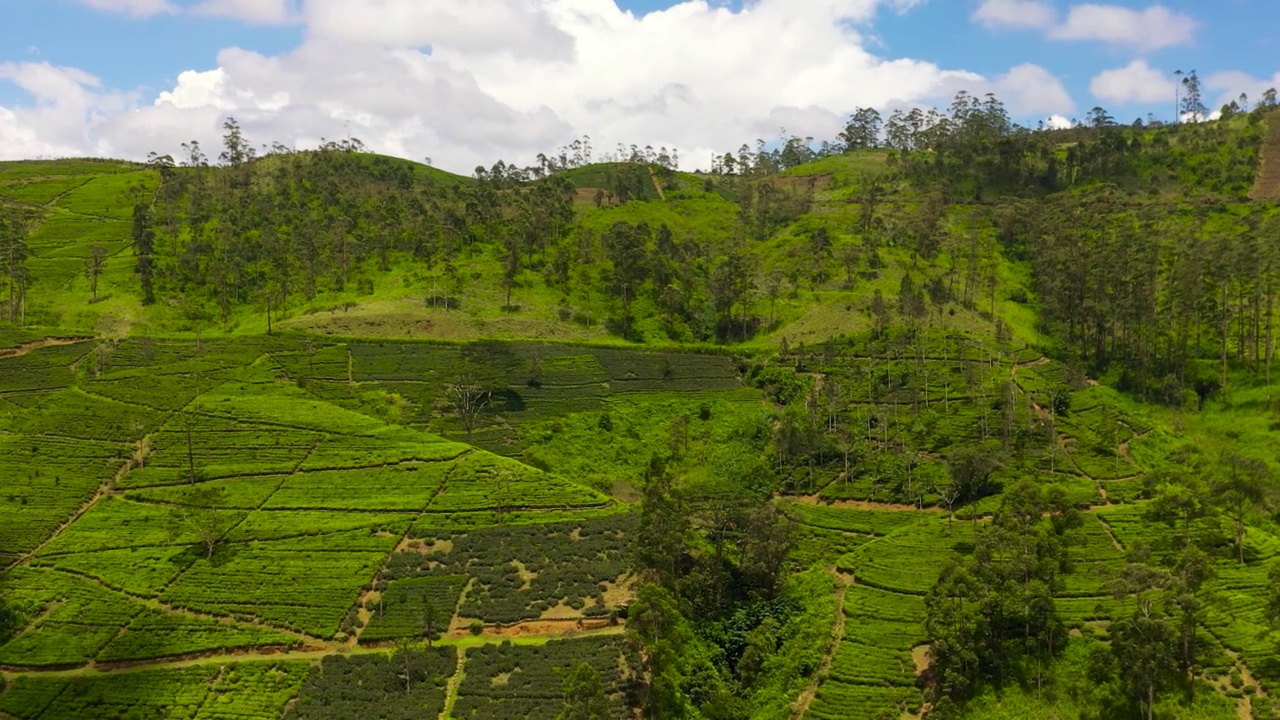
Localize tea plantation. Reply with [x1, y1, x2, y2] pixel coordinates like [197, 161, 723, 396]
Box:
[6, 111, 1280, 720]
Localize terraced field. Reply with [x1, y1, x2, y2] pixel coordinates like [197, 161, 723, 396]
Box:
[0, 334, 658, 718]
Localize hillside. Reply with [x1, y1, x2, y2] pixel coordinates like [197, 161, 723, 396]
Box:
[3, 99, 1280, 720]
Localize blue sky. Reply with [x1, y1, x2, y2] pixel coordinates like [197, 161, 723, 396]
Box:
[1, 0, 1278, 168]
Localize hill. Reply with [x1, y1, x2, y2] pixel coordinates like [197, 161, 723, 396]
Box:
[3, 98, 1280, 720]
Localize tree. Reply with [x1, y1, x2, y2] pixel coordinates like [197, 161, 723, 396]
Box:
[0, 213, 31, 323]
[447, 377, 490, 443]
[839, 107, 883, 150]
[1145, 473, 1215, 550]
[1213, 454, 1273, 563]
[1166, 546, 1215, 685]
[218, 117, 255, 167]
[870, 290, 890, 338]
[557, 662, 608, 720]
[1180, 70, 1207, 122]
[167, 485, 233, 559]
[421, 600, 443, 647]
[947, 445, 1000, 526]
[635, 457, 690, 587]
[179, 410, 198, 485]
[392, 639, 419, 693]
[601, 221, 649, 334]
[934, 477, 962, 534]
[764, 269, 785, 326]
[0, 576, 15, 643]
[85, 244, 108, 302]
[1112, 601, 1178, 720]
[926, 483, 1076, 702]
[182, 297, 213, 349]
[130, 204, 155, 305]
[1266, 561, 1280, 628]
[1087, 106, 1116, 128]
[734, 503, 795, 599]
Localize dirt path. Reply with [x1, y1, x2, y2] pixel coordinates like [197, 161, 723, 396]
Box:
[0, 337, 90, 359]
[440, 646, 467, 720]
[0, 624, 627, 680]
[1251, 111, 1280, 200]
[1096, 515, 1125, 552]
[790, 570, 851, 720]
[1236, 655, 1266, 720]
[12, 455, 134, 567]
[648, 167, 666, 200]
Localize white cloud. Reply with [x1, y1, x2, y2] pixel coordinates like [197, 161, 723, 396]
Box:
[1047, 4, 1197, 53]
[1089, 60, 1176, 104]
[193, 0, 298, 24]
[972, 0, 1056, 30]
[0, 62, 137, 158]
[0, 0, 1077, 172]
[1204, 70, 1280, 109]
[71, 0, 176, 17]
[1044, 114, 1073, 129]
[991, 63, 1074, 115]
[303, 0, 575, 60]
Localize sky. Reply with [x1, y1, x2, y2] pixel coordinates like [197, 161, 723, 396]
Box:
[0, 0, 1278, 173]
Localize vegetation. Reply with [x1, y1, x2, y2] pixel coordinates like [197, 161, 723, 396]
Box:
[2, 89, 1280, 719]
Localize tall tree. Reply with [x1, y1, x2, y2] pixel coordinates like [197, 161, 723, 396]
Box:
[557, 662, 608, 720]
[85, 244, 108, 302]
[0, 213, 31, 324]
[447, 376, 490, 443]
[167, 485, 233, 559]
[1180, 70, 1207, 122]
[839, 107, 883, 150]
[1213, 454, 1273, 563]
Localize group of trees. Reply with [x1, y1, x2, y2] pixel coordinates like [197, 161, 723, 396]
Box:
[625, 456, 800, 718]
[925, 447, 1279, 719]
[1020, 188, 1280, 399]
[1080, 454, 1274, 720]
[130, 118, 784, 343]
[925, 482, 1082, 706]
[712, 85, 1275, 202]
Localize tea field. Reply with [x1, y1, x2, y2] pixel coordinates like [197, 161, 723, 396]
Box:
[0, 333, 753, 719]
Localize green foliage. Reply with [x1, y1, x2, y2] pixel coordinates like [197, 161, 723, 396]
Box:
[454, 637, 629, 720]
[388, 514, 634, 625]
[286, 648, 457, 720]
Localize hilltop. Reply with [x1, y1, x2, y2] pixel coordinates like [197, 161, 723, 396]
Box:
[3, 97, 1280, 720]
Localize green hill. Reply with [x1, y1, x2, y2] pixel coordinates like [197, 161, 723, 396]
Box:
[3, 100, 1280, 720]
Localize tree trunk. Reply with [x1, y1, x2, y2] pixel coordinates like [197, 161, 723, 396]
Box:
[186, 422, 196, 485]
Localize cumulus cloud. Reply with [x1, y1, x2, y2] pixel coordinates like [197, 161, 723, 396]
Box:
[1047, 4, 1197, 53]
[0, 62, 138, 158]
[303, 0, 575, 60]
[1089, 60, 1177, 105]
[71, 0, 176, 17]
[1204, 70, 1280, 109]
[1044, 114, 1073, 130]
[1, 0, 1077, 171]
[972, 0, 1056, 30]
[972, 3, 1198, 54]
[193, 0, 298, 24]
